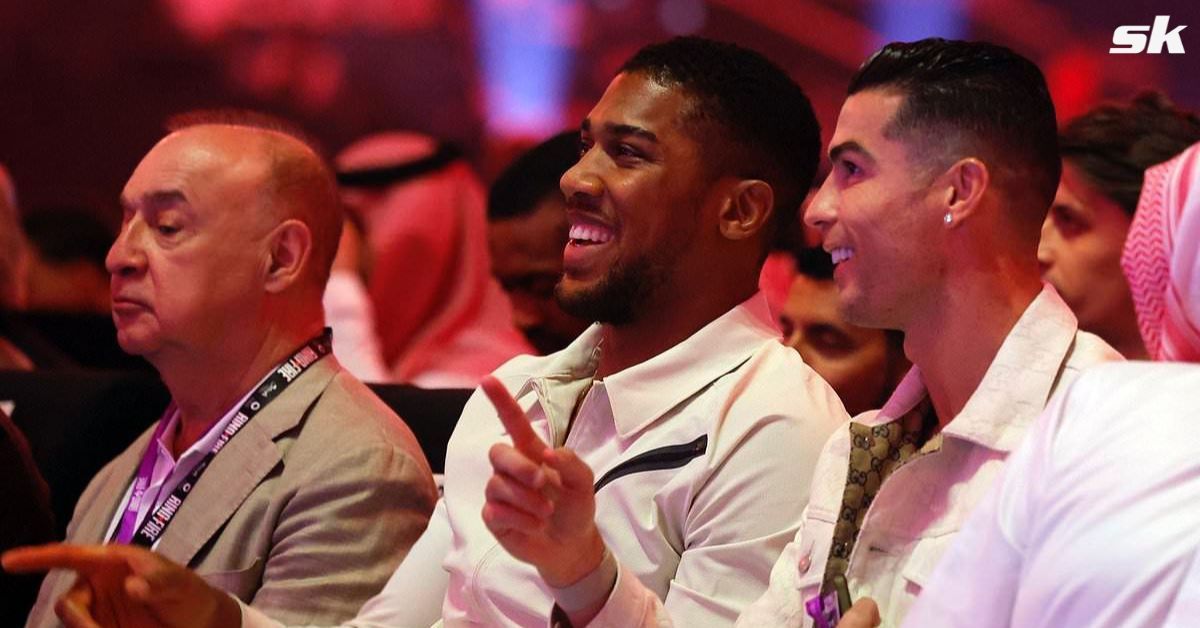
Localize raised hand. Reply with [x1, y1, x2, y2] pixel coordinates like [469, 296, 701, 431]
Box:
[478, 375, 606, 588]
[2, 544, 239, 628]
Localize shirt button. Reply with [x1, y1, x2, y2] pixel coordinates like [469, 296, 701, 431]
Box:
[797, 556, 811, 573]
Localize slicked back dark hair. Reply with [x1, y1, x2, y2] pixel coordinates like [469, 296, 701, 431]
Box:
[848, 38, 1060, 223]
[619, 36, 821, 246]
[488, 130, 579, 221]
[1061, 91, 1200, 216]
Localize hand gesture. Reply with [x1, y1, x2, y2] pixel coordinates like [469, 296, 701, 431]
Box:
[478, 376, 606, 588]
[2, 544, 239, 628]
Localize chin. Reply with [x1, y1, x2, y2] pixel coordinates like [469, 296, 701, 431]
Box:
[114, 329, 160, 357]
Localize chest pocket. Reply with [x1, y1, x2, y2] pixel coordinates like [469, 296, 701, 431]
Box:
[592, 434, 707, 492]
[898, 533, 957, 595]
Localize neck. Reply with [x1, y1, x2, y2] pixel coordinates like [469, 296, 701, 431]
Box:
[595, 280, 757, 379]
[1096, 300, 1149, 360]
[156, 320, 323, 456]
[902, 265, 1042, 428]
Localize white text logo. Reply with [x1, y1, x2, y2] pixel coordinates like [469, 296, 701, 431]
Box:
[1111, 16, 1186, 54]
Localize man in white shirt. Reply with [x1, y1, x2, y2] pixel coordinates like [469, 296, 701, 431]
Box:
[891, 139, 1200, 628]
[3, 37, 848, 628]
[734, 38, 1124, 627]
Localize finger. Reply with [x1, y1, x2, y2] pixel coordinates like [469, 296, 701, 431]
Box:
[544, 448, 596, 491]
[3, 544, 125, 575]
[56, 580, 102, 628]
[482, 502, 547, 535]
[837, 598, 881, 628]
[489, 443, 549, 488]
[485, 474, 554, 518]
[481, 376, 548, 459]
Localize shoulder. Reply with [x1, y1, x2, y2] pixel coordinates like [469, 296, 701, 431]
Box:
[1064, 329, 1124, 370]
[291, 370, 432, 476]
[1057, 362, 1200, 432]
[710, 340, 849, 431]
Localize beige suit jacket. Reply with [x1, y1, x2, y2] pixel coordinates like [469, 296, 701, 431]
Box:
[27, 357, 438, 627]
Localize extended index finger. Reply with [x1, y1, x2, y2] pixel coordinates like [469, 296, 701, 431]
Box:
[480, 375, 548, 459]
[2, 544, 129, 576]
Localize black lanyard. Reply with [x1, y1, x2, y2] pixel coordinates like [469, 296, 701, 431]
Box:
[118, 330, 332, 547]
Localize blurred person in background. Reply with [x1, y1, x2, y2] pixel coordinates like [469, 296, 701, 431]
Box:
[21, 206, 114, 315]
[487, 130, 590, 355]
[0, 164, 56, 625]
[1039, 92, 1200, 360]
[335, 132, 531, 388]
[780, 246, 908, 416]
[0, 164, 39, 369]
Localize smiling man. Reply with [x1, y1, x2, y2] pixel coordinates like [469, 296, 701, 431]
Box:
[417, 36, 847, 627]
[21, 112, 437, 627]
[739, 39, 1121, 627]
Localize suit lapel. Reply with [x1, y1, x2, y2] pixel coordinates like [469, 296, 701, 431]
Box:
[155, 357, 341, 565]
[72, 426, 158, 544]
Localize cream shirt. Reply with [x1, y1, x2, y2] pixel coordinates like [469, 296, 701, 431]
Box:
[739, 286, 1122, 627]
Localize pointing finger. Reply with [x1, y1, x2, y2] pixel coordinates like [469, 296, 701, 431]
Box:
[481, 375, 549, 460]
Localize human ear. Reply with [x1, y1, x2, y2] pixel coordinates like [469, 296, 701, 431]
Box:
[264, 219, 313, 293]
[941, 158, 989, 227]
[718, 179, 775, 241]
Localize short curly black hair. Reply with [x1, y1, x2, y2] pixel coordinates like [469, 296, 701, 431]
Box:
[849, 38, 1059, 228]
[620, 37, 821, 246]
[1060, 91, 1200, 216]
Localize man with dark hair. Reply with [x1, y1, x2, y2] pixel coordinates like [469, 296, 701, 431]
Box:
[21, 206, 114, 314]
[740, 39, 1119, 627]
[1039, 92, 1200, 359]
[431, 34, 838, 628]
[780, 247, 908, 416]
[17, 111, 438, 627]
[487, 131, 590, 354]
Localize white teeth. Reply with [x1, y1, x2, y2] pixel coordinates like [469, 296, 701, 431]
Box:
[830, 247, 854, 265]
[569, 223, 614, 244]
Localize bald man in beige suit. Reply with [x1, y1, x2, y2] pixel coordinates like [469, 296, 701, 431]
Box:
[24, 112, 437, 627]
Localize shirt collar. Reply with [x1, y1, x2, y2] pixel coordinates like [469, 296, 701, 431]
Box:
[515, 292, 782, 439]
[863, 285, 1080, 452]
[605, 292, 780, 438]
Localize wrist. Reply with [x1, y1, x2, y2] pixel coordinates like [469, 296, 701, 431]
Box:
[540, 527, 606, 588]
[548, 544, 618, 627]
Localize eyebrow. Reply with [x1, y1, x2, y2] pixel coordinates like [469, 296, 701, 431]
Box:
[581, 119, 659, 143]
[120, 189, 188, 212]
[828, 141, 872, 164]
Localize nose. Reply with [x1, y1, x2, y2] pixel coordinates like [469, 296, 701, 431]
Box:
[804, 174, 837, 235]
[105, 218, 146, 279]
[560, 148, 602, 208]
[1036, 214, 1055, 275]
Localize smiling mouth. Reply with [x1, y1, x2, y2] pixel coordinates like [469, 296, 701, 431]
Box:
[568, 222, 616, 246]
[829, 247, 855, 265]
